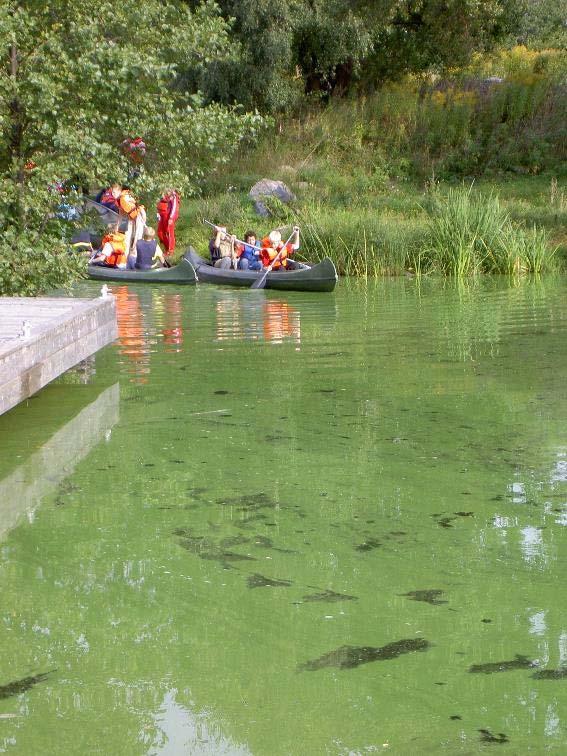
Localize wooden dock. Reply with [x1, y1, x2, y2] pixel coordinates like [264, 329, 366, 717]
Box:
[0, 294, 117, 416]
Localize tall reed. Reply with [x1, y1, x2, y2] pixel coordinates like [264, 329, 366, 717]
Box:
[425, 186, 507, 275]
[425, 186, 557, 275]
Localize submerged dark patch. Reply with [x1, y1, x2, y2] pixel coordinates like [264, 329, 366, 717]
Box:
[253, 535, 273, 548]
[265, 434, 294, 442]
[531, 668, 567, 680]
[0, 671, 54, 700]
[469, 654, 535, 674]
[220, 535, 250, 549]
[251, 535, 295, 553]
[401, 590, 447, 605]
[217, 492, 278, 511]
[301, 589, 358, 603]
[298, 638, 431, 671]
[454, 511, 474, 517]
[355, 538, 381, 552]
[479, 729, 509, 744]
[214, 390, 229, 395]
[247, 573, 292, 589]
[175, 531, 256, 566]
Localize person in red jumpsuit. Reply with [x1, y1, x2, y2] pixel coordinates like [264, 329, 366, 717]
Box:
[156, 189, 180, 256]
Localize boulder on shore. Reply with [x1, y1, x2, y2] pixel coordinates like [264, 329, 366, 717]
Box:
[249, 179, 296, 203]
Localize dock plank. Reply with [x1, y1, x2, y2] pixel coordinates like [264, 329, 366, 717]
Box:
[0, 295, 117, 415]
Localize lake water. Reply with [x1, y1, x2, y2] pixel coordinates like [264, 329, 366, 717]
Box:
[1, 276, 566, 754]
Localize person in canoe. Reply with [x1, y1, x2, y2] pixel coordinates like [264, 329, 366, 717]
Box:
[156, 188, 180, 256]
[236, 230, 262, 271]
[90, 224, 127, 268]
[209, 225, 237, 269]
[70, 230, 94, 256]
[260, 226, 300, 270]
[118, 185, 146, 264]
[127, 226, 166, 270]
[95, 184, 122, 212]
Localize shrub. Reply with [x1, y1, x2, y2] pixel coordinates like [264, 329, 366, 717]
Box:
[0, 231, 85, 296]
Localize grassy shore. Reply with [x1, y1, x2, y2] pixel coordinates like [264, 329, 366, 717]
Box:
[176, 48, 566, 277]
[177, 172, 566, 277]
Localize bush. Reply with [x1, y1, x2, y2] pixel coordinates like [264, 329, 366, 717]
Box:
[0, 231, 85, 296]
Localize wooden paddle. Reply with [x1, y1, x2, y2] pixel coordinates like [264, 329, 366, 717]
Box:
[203, 219, 248, 249]
[251, 230, 296, 290]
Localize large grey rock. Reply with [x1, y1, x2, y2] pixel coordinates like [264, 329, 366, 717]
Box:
[249, 179, 296, 203]
[253, 200, 271, 217]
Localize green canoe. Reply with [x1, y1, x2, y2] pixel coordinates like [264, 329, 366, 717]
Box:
[185, 247, 338, 292]
[87, 255, 197, 284]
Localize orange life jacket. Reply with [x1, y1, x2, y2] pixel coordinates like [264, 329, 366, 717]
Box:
[260, 239, 290, 269]
[102, 232, 126, 267]
[119, 190, 139, 220]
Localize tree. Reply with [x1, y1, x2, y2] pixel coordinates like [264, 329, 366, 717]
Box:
[189, 0, 524, 107]
[292, 0, 376, 96]
[362, 0, 522, 85]
[0, 0, 265, 294]
[185, 0, 304, 112]
[511, 0, 567, 47]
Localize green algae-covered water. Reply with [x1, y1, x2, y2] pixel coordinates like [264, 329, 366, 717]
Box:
[1, 277, 566, 754]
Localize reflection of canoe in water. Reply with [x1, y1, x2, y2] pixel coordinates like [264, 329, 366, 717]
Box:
[185, 248, 338, 293]
[87, 254, 197, 284]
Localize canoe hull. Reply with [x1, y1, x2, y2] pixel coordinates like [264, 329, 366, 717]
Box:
[87, 256, 197, 284]
[185, 248, 337, 292]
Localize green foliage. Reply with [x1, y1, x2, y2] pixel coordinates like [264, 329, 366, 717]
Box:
[0, 230, 85, 296]
[188, 0, 303, 111]
[188, 0, 522, 109]
[511, 0, 567, 47]
[364, 0, 518, 85]
[296, 207, 416, 276]
[0, 0, 266, 294]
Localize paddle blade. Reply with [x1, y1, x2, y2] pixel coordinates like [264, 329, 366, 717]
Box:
[250, 270, 268, 289]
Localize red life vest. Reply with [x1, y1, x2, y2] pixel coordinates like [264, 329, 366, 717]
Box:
[100, 188, 119, 208]
[156, 197, 168, 218]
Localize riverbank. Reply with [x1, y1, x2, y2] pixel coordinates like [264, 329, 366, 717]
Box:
[176, 49, 566, 277]
[179, 172, 567, 277]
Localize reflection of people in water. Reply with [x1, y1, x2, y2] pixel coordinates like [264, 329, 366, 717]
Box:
[152, 291, 184, 351]
[113, 287, 150, 383]
[214, 296, 300, 344]
[263, 300, 301, 344]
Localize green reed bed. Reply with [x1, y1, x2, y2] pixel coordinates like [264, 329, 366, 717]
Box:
[423, 186, 558, 276]
[180, 184, 559, 278]
[296, 206, 424, 277]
